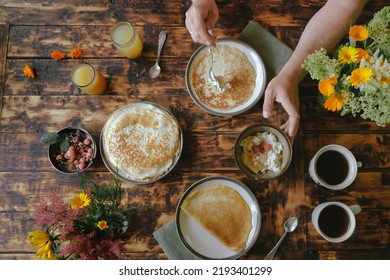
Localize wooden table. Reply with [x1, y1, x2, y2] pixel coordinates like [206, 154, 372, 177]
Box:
[0, 0, 389, 260]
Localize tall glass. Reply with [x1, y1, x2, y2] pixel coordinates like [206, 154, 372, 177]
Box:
[71, 63, 107, 95]
[110, 21, 143, 59]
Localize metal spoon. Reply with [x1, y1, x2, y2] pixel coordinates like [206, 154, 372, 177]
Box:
[149, 31, 167, 79]
[264, 216, 298, 260]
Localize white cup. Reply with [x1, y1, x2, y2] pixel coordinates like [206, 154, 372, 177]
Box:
[311, 202, 361, 243]
[309, 144, 362, 190]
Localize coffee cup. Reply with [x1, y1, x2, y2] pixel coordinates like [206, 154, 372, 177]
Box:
[311, 202, 361, 243]
[309, 144, 362, 190]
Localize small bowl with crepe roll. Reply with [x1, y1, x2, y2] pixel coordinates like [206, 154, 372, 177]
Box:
[234, 124, 292, 182]
[176, 176, 261, 259]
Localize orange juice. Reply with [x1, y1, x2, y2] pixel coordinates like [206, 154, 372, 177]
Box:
[71, 63, 107, 95]
[110, 22, 143, 59]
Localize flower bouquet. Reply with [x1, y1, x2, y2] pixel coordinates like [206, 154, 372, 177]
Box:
[302, 6, 390, 126]
[27, 175, 130, 260]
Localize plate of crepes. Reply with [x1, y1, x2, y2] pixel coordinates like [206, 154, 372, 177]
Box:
[176, 176, 261, 259]
[100, 102, 182, 184]
[185, 38, 266, 116]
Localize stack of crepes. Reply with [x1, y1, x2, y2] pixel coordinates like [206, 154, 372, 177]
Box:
[181, 184, 252, 252]
[102, 103, 181, 182]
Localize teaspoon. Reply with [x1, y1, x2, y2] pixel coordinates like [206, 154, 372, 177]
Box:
[149, 31, 167, 79]
[264, 216, 298, 260]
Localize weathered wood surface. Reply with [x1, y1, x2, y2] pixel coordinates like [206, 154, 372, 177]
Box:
[0, 0, 389, 260]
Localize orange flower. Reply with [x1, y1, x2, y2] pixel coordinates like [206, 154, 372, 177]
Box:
[50, 50, 65, 61]
[349, 25, 369, 41]
[318, 77, 337, 96]
[23, 64, 35, 78]
[70, 45, 83, 59]
[324, 95, 344, 112]
[356, 48, 370, 63]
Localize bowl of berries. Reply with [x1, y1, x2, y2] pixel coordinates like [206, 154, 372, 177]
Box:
[40, 126, 97, 174]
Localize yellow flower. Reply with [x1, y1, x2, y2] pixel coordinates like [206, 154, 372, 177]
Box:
[324, 95, 344, 112]
[70, 45, 83, 59]
[318, 77, 337, 96]
[356, 48, 370, 63]
[27, 230, 56, 260]
[349, 25, 369, 41]
[70, 193, 91, 209]
[97, 220, 109, 230]
[380, 76, 390, 85]
[23, 64, 35, 78]
[50, 50, 66, 61]
[338, 46, 358, 64]
[348, 67, 372, 86]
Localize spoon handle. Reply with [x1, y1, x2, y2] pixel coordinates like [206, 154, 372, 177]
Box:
[264, 231, 287, 260]
[156, 31, 167, 62]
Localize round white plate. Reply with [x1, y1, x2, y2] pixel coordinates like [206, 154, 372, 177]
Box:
[176, 176, 261, 259]
[185, 38, 266, 116]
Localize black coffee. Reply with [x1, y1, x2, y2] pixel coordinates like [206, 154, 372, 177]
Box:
[316, 150, 349, 185]
[318, 205, 350, 238]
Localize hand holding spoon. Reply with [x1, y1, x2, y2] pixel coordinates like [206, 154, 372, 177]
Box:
[149, 31, 167, 79]
[264, 217, 298, 260]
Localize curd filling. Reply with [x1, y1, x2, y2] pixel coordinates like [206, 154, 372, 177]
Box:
[240, 132, 283, 173]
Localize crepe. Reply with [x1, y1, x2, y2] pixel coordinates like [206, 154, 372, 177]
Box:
[102, 103, 180, 182]
[190, 44, 256, 110]
[181, 184, 252, 252]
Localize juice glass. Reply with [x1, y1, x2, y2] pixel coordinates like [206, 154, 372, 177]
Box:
[110, 21, 143, 59]
[71, 63, 107, 95]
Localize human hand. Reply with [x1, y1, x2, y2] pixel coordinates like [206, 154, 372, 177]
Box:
[262, 75, 300, 143]
[185, 0, 219, 46]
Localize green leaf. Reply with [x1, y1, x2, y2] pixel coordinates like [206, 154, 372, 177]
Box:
[40, 133, 61, 145]
[60, 136, 70, 154]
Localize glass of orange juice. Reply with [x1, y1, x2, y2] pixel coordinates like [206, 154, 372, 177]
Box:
[71, 63, 107, 95]
[110, 21, 143, 59]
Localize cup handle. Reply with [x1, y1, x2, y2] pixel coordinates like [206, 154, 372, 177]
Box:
[349, 204, 361, 215]
[357, 161, 362, 168]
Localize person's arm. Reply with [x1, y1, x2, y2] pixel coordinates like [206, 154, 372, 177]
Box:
[263, 0, 368, 142]
[185, 0, 219, 46]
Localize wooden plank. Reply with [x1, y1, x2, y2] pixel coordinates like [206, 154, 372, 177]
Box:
[303, 134, 390, 169]
[306, 211, 390, 251]
[0, 24, 8, 117]
[308, 249, 390, 260]
[305, 172, 390, 209]
[7, 26, 242, 59]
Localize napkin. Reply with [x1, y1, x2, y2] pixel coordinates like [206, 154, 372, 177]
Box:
[153, 21, 293, 260]
[152, 219, 200, 260]
[239, 20, 293, 81]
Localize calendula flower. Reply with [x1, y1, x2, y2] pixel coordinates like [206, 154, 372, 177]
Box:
[380, 76, 390, 85]
[318, 77, 337, 96]
[97, 220, 109, 230]
[50, 50, 66, 61]
[356, 48, 370, 63]
[27, 230, 57, 260]
[338, 46, 359, 64]
[349, 25, 369, 41]
[23, 64, 35, 78]
[348, 67, 372, 86]
[324, 95, 344, 112]
[70, 45, 83, 59]
[70, 193, 91, 209]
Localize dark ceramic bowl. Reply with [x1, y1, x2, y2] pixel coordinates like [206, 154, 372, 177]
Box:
[48, 126, 97, 174]
[234, 124, 292, 181]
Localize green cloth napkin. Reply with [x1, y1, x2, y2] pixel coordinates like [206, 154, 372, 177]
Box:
[239, 20, 293, 81]
[153, 219, 200, 260]
[153, 21, 293, 260]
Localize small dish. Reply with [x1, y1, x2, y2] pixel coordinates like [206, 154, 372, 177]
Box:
[185, 38, 266, 116]
[47, 126, 97, 174]
[176, 176, 261, 259]
[234, 124, 292, 181]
